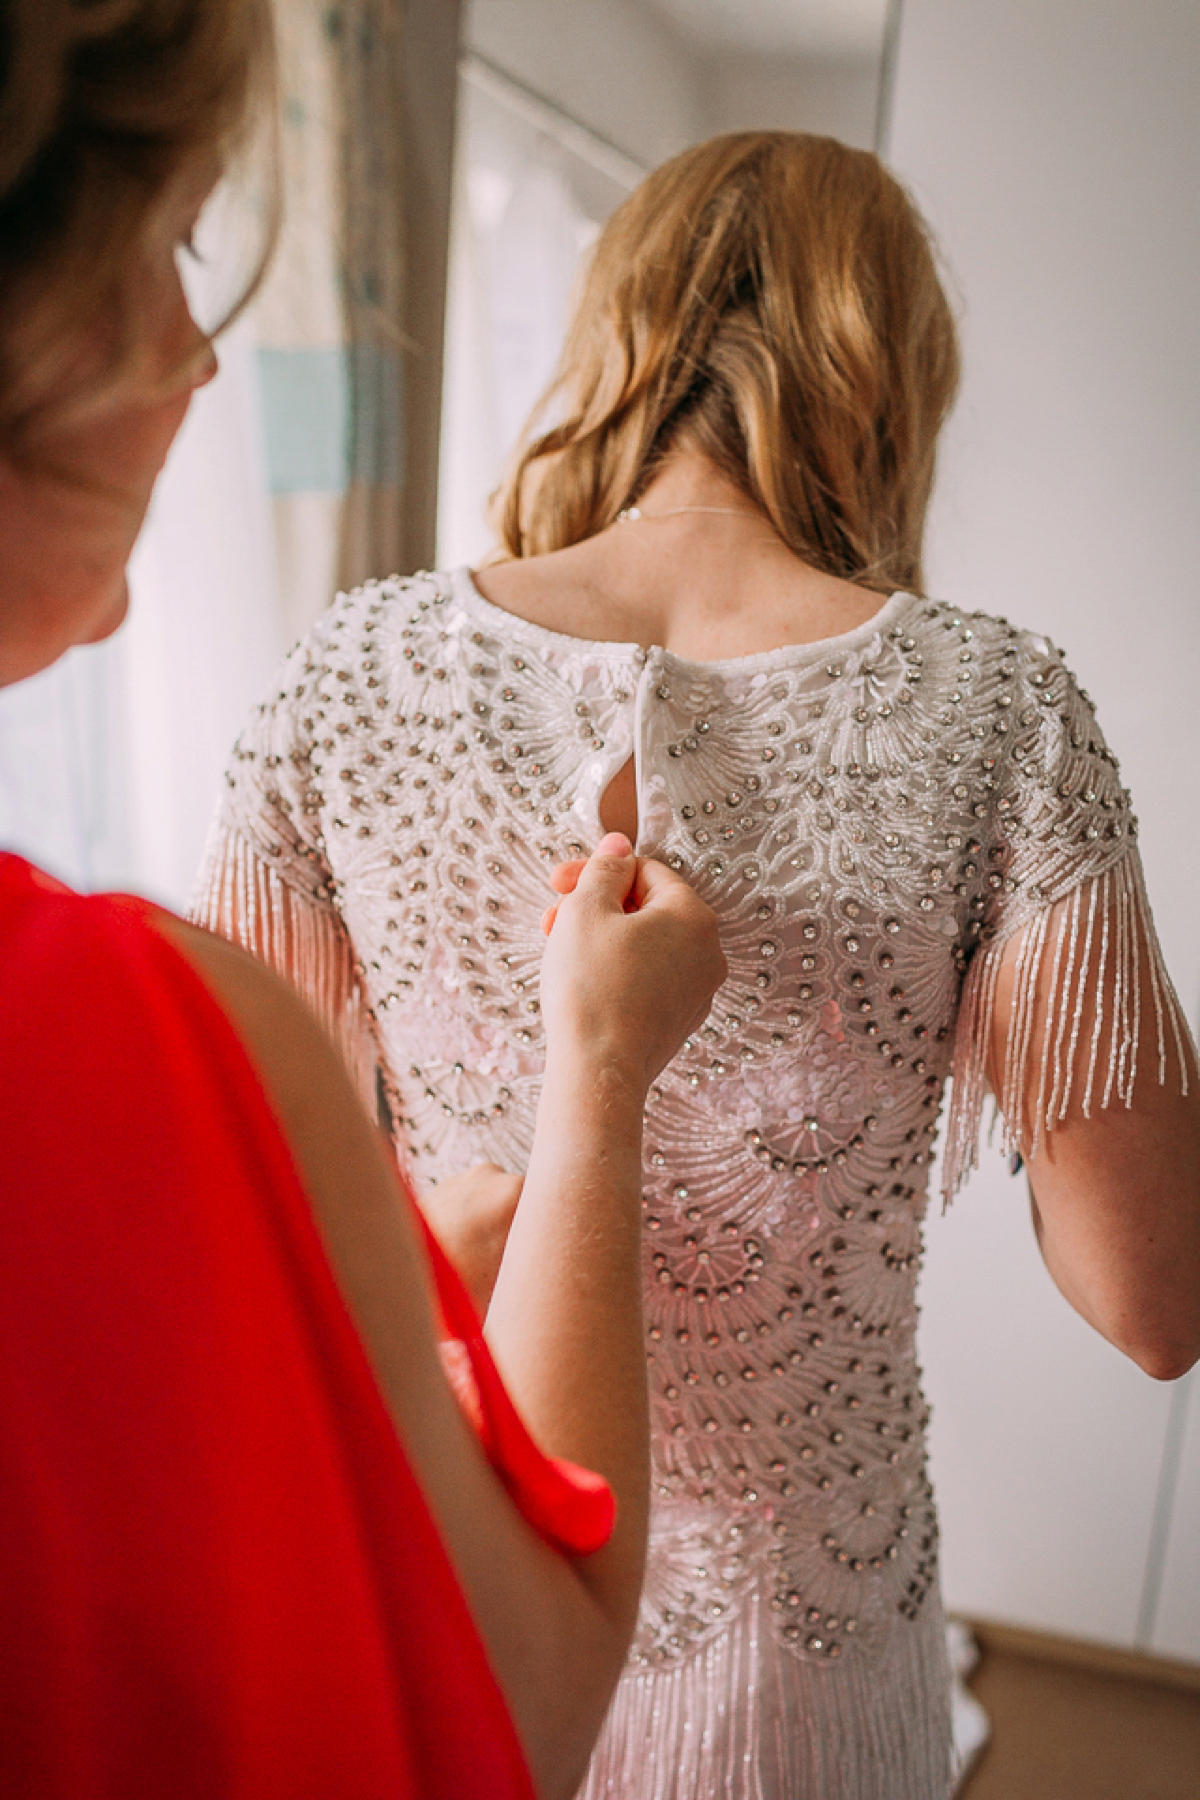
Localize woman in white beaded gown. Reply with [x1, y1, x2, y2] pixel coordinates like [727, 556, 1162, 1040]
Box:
[196, 134, 1200, 1798]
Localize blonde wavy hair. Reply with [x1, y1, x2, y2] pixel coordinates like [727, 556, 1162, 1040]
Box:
[0, 0, 275, 461]
[496, 131, 960, 596]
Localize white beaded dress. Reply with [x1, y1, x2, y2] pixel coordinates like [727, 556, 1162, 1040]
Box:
[195, 566, 1190, 1800]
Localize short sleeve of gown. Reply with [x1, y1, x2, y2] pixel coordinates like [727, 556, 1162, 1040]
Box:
[942, 628, 1193, 1198]
[191, 610, 380, 1109]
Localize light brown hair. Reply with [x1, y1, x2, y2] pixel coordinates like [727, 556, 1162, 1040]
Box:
[0, 0, 275, 460]
[496, 131, 960, 596]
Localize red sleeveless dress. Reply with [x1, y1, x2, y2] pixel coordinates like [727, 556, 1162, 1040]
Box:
[0, 852, 612, 1799]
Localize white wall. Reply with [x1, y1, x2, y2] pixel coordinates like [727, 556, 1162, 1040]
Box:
[1155, 1375, 1200, 1660]
[889, 0, 1200, 1657]
[0, 313, 284, 911]
[706, 51, 878, 148]
[466, 0, 708, 165]
[467, 0, 883, 164]
[122, 314, 286, 907]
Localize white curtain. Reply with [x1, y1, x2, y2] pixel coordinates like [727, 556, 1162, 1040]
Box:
[438, 66, 638, 568]
[121, 310, 286, 907]
[0, 296, 285, 910]
[0, 639, 131, 895]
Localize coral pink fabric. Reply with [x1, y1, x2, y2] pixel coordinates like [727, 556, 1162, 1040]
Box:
[0, 852, 610, 1798]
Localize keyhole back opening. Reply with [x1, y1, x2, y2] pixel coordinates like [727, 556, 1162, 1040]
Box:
[598, 755, 640, 845]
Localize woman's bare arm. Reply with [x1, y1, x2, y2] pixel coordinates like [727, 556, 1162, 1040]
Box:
[419, 1164, 523, 1312]
[989, 908, 1200, 1381]
[157, 838, 725, 1800]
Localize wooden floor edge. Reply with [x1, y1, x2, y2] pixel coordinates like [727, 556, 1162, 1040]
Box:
[957, 1615, 1200, 1695]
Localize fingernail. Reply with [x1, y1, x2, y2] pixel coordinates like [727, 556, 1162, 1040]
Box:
[596, 832, 633, 857]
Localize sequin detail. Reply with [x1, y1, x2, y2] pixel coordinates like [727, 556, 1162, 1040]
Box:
[194, 570, 1191, 1800]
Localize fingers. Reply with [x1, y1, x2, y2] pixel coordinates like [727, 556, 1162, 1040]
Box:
[549, 858, 586, 896]
[537, 833, 727, 1091]
[547, 845, 708, 930]
[545, 845, 615, 932]
[630, 855, 671, 909]
[634, 860, 729, 1020]
[552, 836, 640, 897]
[632, 853, 707, 917]
[569, 832, 637, 910]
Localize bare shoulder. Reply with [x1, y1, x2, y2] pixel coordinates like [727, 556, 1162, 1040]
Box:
[470, 534, 896, 657]
[149, 913, 400, 1216]
[470, 542, 605, 628]
[154, 914, 349, 1116]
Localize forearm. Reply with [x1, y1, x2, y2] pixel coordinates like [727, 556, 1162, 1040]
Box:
[1027, 1093, 1200, 1381]
[1029, 1189, 1111, 1342]
[486, 1046, 651, 1625]
[410, 1042, 656, 1798]
[987, 891, 1200, 1381]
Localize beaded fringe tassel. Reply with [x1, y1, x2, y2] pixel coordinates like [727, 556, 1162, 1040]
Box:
[943, 850, 1193, 1204]
[190, 827, 380, 1116]
[577, 1589, 953, 1800]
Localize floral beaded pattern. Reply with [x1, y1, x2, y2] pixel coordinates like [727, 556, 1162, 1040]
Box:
[197, 566, 1176, 1682]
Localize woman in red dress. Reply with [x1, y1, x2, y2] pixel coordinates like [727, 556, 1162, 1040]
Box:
[0, 5, 725, 1797]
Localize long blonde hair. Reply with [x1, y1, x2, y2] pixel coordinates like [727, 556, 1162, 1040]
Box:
[496, 131, 960, 595]
[0, 0, 276, 461]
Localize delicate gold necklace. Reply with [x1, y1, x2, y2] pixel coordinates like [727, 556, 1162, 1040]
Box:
[615, 504, 761, 523]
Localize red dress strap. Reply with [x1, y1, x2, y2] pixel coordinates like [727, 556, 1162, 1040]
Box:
[0, 853, 579, 1799]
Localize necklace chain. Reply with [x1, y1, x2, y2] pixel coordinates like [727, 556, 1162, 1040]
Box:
[616, 504, 760, 524]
